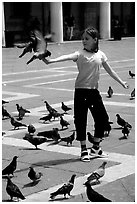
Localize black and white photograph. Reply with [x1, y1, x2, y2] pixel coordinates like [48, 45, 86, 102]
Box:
[2, 1, 135, 202]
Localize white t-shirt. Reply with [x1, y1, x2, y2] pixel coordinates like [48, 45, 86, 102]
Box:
[73, 49, 107, 89]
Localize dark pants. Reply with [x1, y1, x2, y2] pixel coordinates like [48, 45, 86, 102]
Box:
[74, 89, 109, 141]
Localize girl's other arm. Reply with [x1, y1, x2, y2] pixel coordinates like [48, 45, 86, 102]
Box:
[102, 61, 129, 89]
[42, 53, 78, 65]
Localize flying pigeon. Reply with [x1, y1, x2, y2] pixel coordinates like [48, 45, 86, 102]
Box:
[50, 174, 76, 200]
[116, 114, 132, 129]
[84, 182, 112, 202]
[10, 117, 27, 130]
[84, 161, 107, 184]
[6, 176, 25, 201]
[28, 167, 43, 182]
[26, 30, 51, 65]
[23, 133, 47, 149]
[61, 132, 75, 146]
[2, 156, 18, 176]
[107, 86, 113, 98]
[60, 116, 70, 129]
[61, 102, 72, 113]
[129, 70, 135, 78]
[16, 104, 30, 120]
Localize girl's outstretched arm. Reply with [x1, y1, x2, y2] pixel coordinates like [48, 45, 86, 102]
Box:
[42, 53, 78, 65]
[102, 61, 129, 89]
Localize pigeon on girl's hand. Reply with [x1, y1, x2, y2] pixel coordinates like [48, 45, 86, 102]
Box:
[129, 70, 135, 78]
[10, 117, 27, 129]
[61, 132, 75, 146]
[107, 86, 113, 98]
[26, 30, 51, 65]
[23, 134, 47, 149]
[28, 167, 43, 182]
[2, 156, 18, 176]
[60, 116, 70, 129]
[61, 102, 72, 113]
[84, 182, 112, 202]
[116, 114, 132, 129]
[50, 174, 76, 200]
[84, 161, 107, 184]
[6, 176, 25, 201]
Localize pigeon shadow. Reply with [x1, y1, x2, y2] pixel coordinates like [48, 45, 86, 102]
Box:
[59, 127, 68, 131]
[22, 180, 40, 188]
[113, 127, 123, 130]
[49, 197, 69, 201]
[2, 199, 14, 202]
[119, 136, 128, 140]
[19, 147, 41, 150]
[106, 96, 112, 98]
[31, 157, 80, 167]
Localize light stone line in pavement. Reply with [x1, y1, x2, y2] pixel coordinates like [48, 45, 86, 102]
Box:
[2, 91, 39, 101]
[2, 137, 134, 202]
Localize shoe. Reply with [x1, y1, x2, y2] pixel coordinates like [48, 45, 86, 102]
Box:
[89, 147, 108, 158]
[80, 150, 90, 162]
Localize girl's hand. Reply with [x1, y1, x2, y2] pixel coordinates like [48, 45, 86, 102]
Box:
[122, 81, 129, 89]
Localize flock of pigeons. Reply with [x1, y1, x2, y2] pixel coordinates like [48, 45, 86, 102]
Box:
[2, 29, 134, 201]
[2, 154, 111, 202]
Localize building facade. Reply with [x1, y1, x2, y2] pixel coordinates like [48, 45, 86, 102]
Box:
[2, 2, 135, 46]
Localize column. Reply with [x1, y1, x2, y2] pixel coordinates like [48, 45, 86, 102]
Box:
[2, 2, 6, 47]
[50, 2, 63, 43]
[99, 2, 111, 39]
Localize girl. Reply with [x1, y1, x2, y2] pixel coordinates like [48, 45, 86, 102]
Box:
[42, 27, 128, 162]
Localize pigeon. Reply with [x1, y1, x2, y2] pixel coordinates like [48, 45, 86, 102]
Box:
[61, 102, 72, 113]
[129, 70, 135, 78]
[6, 176, 25, 201]
[10, 117, 27, 129]
[51, 111, 64, 120]
[44, 101, 58, 115]
[23, 133, 47, 149]
[60, 116, 70, 129]
[104, 122, 113, 137]
[2, 106, 11, 119]
[16, 104, 30, 119]
[39, 113, 53, 122]
[130, 88, 135, 100]
[61, 132, 75, 146]
[116, 114, 132, 129]
[2, 99, 9, 105]
[121, 125, 130, 139]
[28, 167, 43, 182]
[84, 182, 112, 202]
[2, 156, 18, 176]
[26, 30, 51, 65]
[50, 174, 76, 200]
[37, 128, 61, 142]
[84, 161, 107, 184]
[28, 124, 36, 134]
[18, 39, 36, 58]
[107, 86, 113, 98]
[87, 132, 103, 144]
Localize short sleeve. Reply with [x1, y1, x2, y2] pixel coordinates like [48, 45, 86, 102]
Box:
[73, 51, 80, 62]
[100, 51, 108, 63]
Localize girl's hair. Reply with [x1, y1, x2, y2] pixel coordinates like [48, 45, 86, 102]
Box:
[84, 27, 99, 53]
